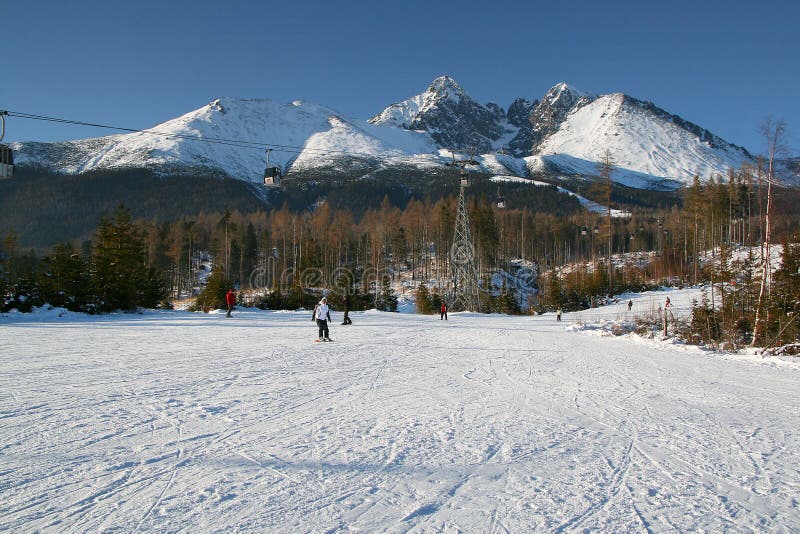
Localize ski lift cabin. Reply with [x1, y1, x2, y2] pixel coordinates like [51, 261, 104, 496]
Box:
[459, 170, 470, 187]
[496, 188, 506, 209]
[262, 148, 282, 188]
[263, 165, 281, 187]
[0, 144, 13, 179]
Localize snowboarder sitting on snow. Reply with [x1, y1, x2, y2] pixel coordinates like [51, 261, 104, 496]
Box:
[440, 302, 448, 321]
[313, 297, 333, 341]
[225, 288, 236, 317]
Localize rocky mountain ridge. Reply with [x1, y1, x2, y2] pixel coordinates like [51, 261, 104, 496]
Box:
[11, 76, 766, 190]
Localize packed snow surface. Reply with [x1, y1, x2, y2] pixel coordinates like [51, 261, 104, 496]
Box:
[2, 296, 799, 531]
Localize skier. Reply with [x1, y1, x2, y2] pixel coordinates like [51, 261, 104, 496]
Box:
[627, 299, 633, 311]
[341, 293, 353, 325]
[313, 297, 333, 341]
[440, 302, 448, 321]
[556, 307, 562, 322]
[665, 296, 672, 308]
[225, 288, 236, 317]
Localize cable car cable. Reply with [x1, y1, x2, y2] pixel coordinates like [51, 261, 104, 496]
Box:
[2, 109, 461, 161]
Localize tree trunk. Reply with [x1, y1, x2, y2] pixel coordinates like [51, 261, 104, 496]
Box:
[751, 118, 785, 347]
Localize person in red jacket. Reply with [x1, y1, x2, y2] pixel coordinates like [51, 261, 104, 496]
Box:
[440, 302, 448, 321]
[225, 288, 236, 317]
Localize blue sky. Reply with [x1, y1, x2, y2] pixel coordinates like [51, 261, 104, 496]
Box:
[3, 0, 798, 154]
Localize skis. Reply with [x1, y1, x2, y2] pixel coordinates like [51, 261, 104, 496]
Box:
[315, 338, 333, 342]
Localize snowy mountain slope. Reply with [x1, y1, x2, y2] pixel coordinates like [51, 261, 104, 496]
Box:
[11, 76, 766, 191]
[534, 93, 752, 188]
[289, 114, 440, 171]
[525, 152, 688, 190]
[13, 97, 452, 184]
[14, 99, 375, 183]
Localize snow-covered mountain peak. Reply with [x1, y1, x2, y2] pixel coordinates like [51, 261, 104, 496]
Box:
[540, 82, 593, 111]
[544, 82, 589, 103]
[426, 75, 468, 105]
[534, 92, 751, 188]
[368, 75, 471, 128]
[522, 83, 596, 154]
[369, 76, 506, 152]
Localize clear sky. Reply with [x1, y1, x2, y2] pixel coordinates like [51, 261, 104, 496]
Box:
[3, 0, 798, 155]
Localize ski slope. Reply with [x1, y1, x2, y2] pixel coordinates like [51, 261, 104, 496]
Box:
[2, 302, 799, 531]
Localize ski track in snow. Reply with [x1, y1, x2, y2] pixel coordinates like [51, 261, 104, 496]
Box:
[1, 304, 799, 532]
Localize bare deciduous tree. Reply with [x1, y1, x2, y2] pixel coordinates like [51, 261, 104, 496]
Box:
[752, 117, 787, 346]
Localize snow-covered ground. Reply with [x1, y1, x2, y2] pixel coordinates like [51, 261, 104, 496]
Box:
[2, 298, 799, 531]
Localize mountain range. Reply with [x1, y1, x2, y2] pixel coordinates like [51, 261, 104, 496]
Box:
[9, 76, 775, 192]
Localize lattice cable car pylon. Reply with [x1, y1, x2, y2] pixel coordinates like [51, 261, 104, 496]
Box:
[445, 151, 481, 312]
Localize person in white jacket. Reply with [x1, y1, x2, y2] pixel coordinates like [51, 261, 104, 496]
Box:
[312, 297, 332, 341]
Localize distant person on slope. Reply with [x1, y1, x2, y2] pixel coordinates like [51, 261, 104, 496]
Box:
[341, 293, 353, 325]
[440, 302, 448, 321]
[313, 297, 333, 341]
[665, 296, 672, 308]
[225, 288, 236, 317]
[556, 308, 562, 322]
[628, 299, 633, 312]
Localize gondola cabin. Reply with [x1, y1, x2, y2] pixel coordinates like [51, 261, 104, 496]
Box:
[263, 165, 281, 188]
[0, 144, 13, 179]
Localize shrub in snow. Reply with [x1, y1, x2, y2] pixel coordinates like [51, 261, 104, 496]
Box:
[190, 270, 231, 312]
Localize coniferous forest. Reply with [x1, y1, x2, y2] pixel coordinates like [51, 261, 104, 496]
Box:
[2, 161, 800, 351]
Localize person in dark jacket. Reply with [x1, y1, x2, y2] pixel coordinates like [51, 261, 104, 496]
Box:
[341, 293, 353, 325]
[225, 288, 236, 317]
[440, 302, 448, 320]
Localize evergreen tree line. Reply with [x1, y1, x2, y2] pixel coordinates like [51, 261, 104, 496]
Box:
[1, 207, 166, 313]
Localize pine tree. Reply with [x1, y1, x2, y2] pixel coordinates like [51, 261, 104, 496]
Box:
[242, 222, 258, 288]
[191, 269, 231, 312]
[415, 282, 433, 314]
[770, 234, 800, 346]
[91, 206, 166, 312]
[497, 280, 522, 315]
[376, 277, 398, 312]
[38, 242, 91, 311]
